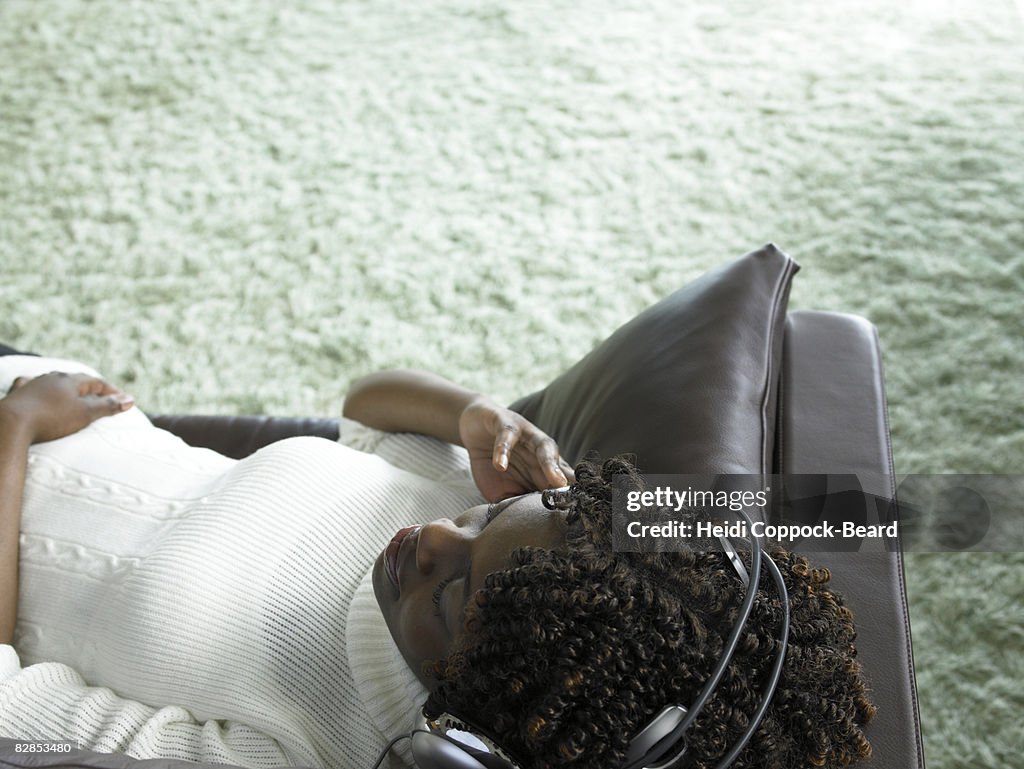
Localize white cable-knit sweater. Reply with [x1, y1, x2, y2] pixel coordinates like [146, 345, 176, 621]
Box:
[0, 356, 487, 769]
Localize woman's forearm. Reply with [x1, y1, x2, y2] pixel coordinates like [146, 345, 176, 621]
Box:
[0, 413, 32, 645]
[342, 369, 480, 445]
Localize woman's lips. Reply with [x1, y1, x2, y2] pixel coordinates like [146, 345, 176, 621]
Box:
[385, 525, 421, 592]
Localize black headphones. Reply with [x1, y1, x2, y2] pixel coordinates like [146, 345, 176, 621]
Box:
[374, 506, 790, 769]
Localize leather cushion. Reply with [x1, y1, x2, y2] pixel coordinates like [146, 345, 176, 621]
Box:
[511, 243, 799, 477]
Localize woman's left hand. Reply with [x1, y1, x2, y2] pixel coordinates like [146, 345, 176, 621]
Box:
[1, 372, 135, 444]
[458, 396, 574, 502]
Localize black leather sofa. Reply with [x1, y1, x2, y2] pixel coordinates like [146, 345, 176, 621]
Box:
[0, 245, 925, 769]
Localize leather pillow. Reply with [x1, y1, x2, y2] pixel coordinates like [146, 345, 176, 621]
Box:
[511, 244, 799, 476]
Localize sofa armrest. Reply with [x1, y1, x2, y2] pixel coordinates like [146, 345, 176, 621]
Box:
[777, 310, 925, 769]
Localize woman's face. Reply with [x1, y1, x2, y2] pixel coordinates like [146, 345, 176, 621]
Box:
[373, 492, 567, 686]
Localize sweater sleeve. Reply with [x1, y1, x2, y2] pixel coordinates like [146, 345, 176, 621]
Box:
[0, 650, 294, 769]
[337, 418, 477, 491]
[0, 645, 19, 682]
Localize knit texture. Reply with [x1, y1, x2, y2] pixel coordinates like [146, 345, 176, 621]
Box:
[0, 356, 475, 769]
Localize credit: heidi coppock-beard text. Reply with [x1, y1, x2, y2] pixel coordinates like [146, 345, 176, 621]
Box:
[611, 474, 1024, 553]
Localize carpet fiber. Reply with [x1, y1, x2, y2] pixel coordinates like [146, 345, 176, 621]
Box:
[1, 1, 1022, 766]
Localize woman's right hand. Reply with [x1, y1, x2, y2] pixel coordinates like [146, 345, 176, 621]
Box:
[458, 395, 574, 502]
[0, 372, 134, 444]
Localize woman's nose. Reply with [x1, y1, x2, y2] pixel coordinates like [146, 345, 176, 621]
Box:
[415, 518, 471, 575]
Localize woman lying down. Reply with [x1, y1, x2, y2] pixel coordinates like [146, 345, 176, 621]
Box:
[0, 355, 875, 769]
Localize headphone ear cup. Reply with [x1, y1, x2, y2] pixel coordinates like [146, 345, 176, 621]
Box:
[623, 704, 689, 766]
[411, 729, 511, 769]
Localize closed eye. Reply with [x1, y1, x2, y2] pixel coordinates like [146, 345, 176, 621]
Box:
[486, 492, 533, 524]
[432, 575, 455, 616]
[485, 502, 501, 524]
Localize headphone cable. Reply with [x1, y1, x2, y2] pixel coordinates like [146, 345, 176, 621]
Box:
[710, 552, 791, 769]
[371, 734, 411, 769]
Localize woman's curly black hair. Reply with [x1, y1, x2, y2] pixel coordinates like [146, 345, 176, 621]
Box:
[425, 456, 876, 769]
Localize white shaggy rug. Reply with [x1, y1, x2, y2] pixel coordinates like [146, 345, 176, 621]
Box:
[1, 1, 1022, 766]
